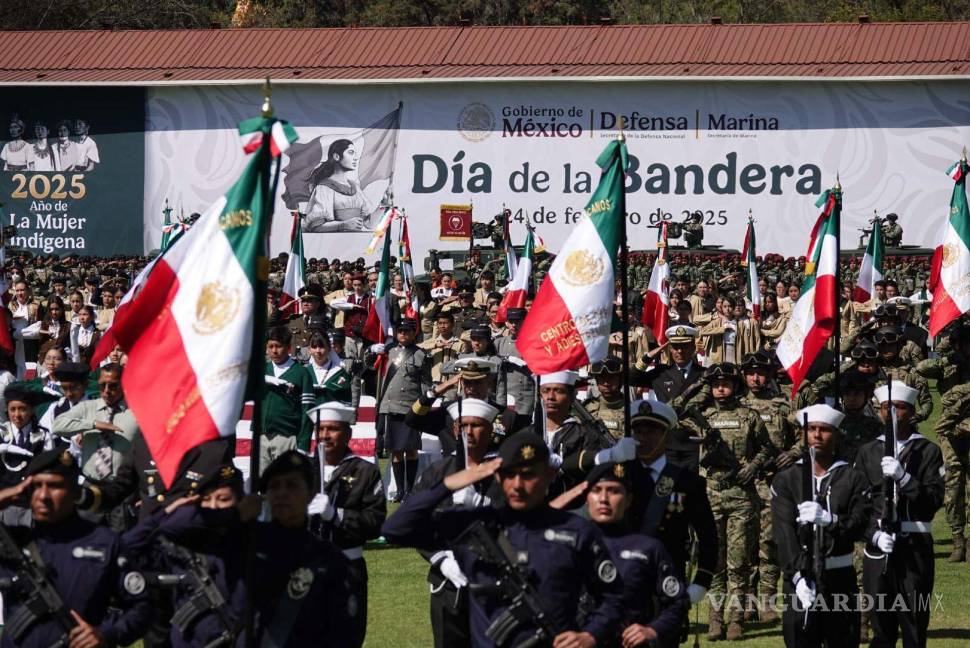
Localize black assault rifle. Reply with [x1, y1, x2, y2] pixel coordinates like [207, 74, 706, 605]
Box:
[880, 376, 899, 574]
[158, 539, 237, 648]
[455, 520, 559, 648]
[0, 524, 77, 647]
[798, 413, 824, 630]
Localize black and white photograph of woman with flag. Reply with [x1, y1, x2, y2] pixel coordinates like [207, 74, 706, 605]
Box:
[281, 103, 402, 233]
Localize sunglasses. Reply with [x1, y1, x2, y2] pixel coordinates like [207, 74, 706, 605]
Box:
[873, 333, 900, 345]
[591, 359, 623, 374]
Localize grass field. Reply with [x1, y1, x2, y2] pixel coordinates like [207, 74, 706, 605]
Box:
[362, 385, 970, 647]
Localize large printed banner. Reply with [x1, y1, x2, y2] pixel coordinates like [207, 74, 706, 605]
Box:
[142, 81, 968, 264]
[0, 87, 145, 256]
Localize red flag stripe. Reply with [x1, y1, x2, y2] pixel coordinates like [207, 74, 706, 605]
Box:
[514, 279, 590, 374]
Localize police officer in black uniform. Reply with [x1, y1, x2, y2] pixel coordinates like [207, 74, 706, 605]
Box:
[382, 431, 627, 647]
[771, 404, 871, 648]
[855, 382, 943, 648]
[0, 449, 150, 648]
[308, 401, 386, 648]
[410, 398, 504, 648]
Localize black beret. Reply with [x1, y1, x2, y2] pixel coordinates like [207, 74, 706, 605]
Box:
[259, 450, 313, 492]
[585, 461, 634, 490]
[470, 326, 492, 340]
[26, 448, 79, 480]
[498, 432, 549, 470]
[53, 362, 89, 383]
[198, 464, 244, 495]
[505, 308, 527, 322]
[4, 383, 57, 408]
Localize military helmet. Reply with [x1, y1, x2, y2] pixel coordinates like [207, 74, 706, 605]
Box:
[704, 362, 741, 384]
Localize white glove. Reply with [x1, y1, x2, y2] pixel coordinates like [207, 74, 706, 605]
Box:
[505, 356, 526, 367]
[797, 501, 835, 527]
[308, 493, 336, 521]
[874, 531, 896, 554]
[451, 486, 489, 508]
[687, 584, 707, 604]
[435, 551, 468, 589]
[369, 343, 386, 354]
[881, 457, 906, 482]
[594, 437, 638, 465]
[548, 453, 564, 470]
[0, 443, 34, 459]
[793, 573, 817, 609]
[264, 375, 294, 389]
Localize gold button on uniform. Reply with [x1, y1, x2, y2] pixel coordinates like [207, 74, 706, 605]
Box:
[156, 495, 165, 502]
[147, 477, 154, 484]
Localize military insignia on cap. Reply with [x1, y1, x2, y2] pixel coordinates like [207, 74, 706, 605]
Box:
[520, 445, 535, 460]
[676, 327, 686, 336]
[220, 466, 234, 478]
[613, 464, 626, 478]
[287, 567, 314, 600]
[656, 475, 675, 497]
[662, 575, 682, 598]
[597, 560, 618, 584]
[59, 451, 73, 467]
[467, 361, 479, 370]
[124, 572, 146, 595]
[638, 401, 653, 416]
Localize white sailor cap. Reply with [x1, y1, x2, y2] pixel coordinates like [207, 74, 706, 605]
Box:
[886, 296, 912, 308]
[446, 398, 500, 423]
[874, 381, 918, 406]
[539, 370, 579, 386]
[629, 399, 678, 430]
[665, 325, 699, 343]
[454, 356, 499, 374]
[307, 401, 356, 424]
[797, 404, 845, 429]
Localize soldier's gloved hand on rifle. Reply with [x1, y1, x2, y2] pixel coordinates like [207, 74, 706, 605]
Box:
[687, 584, 707, 604]
[797, 501, 836, 527]
[432, 550, 468, 589]
[594, 437, 637, 465]
[735, 463, 758, 486]
[308, 493, 336, 522]
[881, 457, 909, 485]
[793, 572, 817, 609]
[873, 531, 896, 554]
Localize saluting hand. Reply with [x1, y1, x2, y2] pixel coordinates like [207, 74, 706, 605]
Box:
[442, 458, 502, 492]
[549, 481, 588, 510]
[0, 476, 32, 509]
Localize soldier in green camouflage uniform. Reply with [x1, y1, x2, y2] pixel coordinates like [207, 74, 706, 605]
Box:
[917, 325, 970, 561]
[581, 358, 626, 441]
[739, 353, 797, 623]
[881, 213, 903, 247]
[682, 363, 776, 641]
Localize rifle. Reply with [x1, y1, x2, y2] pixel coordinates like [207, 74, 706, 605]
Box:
[570, 401, 616, 449]
[158, 539, 237, 648]
[880, 378, 899, 574]
[455, 520, 559, 648]
[810, 444, 825, 614]
[797, 413, 816, 631]
[0, 524, 77, 647]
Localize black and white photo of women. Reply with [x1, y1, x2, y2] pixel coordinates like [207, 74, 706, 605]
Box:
[1, 115, 34, 171]
[31, 120, 57, 171]
[53, 119, 79, 171]
[73, 117, 99, 171]
[303, 138, 391, 233]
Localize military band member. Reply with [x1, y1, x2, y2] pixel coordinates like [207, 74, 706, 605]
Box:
[492, 307, 536, 434]
[856, 382, 943, 648]
[771, 404, 871, 648]
[582, 358, 626, 441]
[382, 432, 626, 648]
[0, 449, 151, 648]
[411, 398, 503, 648]
[308, 402, 386, 648]
[375, 318, 431, 501]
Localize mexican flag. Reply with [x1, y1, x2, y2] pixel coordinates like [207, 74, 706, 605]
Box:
[740, 217, 761, 319]
[852, 218, 884, 303]
[362, 218, 394, 343]
[516, 139, 626, 373]
[928, 157, 970, 337]
[496, 227, 534, 324]
[279, 211, 305, 318]
[107, 113, 297, 486]
[640, 223, 670, 344]
[777, 188, 840, 395]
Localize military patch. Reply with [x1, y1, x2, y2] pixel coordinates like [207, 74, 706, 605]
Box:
[662, 575, 682, 598]
[656, 475, 674, 497]
[124, 571, 146, 596]
[760, 414, 773, 422]
[185, 470, 204, 482]
[543, 529, 578, 547]
[597, 560, 618, 584]
[619, 549, 650, 563]
[287, 567, 314, 600]
[710, 419, 740, 429]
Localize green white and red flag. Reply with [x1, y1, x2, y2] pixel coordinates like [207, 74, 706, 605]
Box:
[929, 156, 970, 336]
[640, 223, 670, 343]
[279, 211, 305, 317]
[740, 217, 760, 319]
[852, 218, 884, 303]
[362, 217, 394, 343]
[777, 187, 841, 395]
[496, 227, 534, 324]
[516, 139, 627, 373]
[105, 113, 297, 487]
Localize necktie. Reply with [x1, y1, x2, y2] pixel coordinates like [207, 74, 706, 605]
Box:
[91, 407, 115, 480]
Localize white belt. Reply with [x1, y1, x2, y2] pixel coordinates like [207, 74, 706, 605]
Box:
[342, 546, 364, 561]
[824, 553, 853, 570]
[900, 521, 932, 534]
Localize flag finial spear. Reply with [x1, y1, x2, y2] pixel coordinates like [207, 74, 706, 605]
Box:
[261, 78, 273, 118]
[963, 146, 968, 164]
[617, 116, 626, 142]
[835, 173, 841, 191]
[748, 208, 753, 222]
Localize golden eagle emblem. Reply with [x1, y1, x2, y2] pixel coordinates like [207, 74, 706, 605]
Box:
[561, 250, 605, 287]
[192, 282, 240, 335]
[942, 242, 961, 269]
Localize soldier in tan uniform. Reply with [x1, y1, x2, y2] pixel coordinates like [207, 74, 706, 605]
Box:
[418, 312, 469, 385]
[581, 358, 627, 441]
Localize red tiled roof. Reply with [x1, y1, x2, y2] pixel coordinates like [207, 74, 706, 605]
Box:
[0, 22, 968, 84]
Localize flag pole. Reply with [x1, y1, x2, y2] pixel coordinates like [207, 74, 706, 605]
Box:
[616, 122, 632, 438]
[832, 173, 842, 409]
